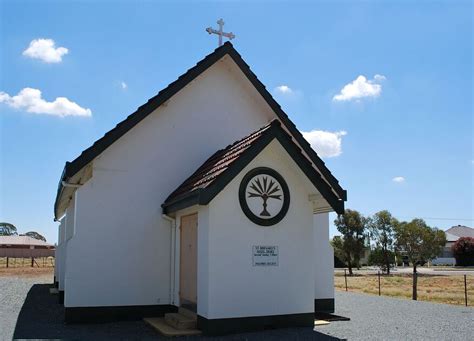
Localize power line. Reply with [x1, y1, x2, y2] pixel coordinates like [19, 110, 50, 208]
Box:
[397, 216, 473, 222]
[355, 212, 474, 222]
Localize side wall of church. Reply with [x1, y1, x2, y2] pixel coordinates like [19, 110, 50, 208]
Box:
[64, 57, 274, 308]
[198, 140, 319, 319]
[313, 213, 335, 307]
[61, 196, 75, 293]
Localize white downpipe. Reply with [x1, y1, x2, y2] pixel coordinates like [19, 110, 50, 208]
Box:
[162, 214, 176, 305]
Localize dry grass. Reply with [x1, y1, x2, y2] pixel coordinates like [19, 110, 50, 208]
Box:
[0, 267, 54, 277]
[0, 257, 55, 268]
[335, 273, 474, 306]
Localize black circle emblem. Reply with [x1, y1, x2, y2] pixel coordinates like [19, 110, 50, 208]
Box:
[239, 167, 290, 226]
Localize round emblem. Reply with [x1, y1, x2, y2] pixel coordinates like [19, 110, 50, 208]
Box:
[239, 167, 290, 226]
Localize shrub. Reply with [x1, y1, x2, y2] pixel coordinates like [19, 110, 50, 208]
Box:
[451, 237, 474, 266]
[368, 247, 395, 271]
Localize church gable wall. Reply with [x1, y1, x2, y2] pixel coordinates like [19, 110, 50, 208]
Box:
[64, 58, 274, 307]
[201, 140, 317, 319]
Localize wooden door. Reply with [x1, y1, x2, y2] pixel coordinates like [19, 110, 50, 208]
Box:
[179, 213, 198, 310]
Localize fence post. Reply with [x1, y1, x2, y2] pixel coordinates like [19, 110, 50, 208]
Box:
[378, 271, 381, 296]
[464, 275, 468, 307]
[344, 269, 348, 291]
[6, 257, 8, 268]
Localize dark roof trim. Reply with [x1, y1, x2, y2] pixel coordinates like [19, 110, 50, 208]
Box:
[55, 42, 346, 219]
[223, 46, 346, 201]
[162, 121, 344, 215]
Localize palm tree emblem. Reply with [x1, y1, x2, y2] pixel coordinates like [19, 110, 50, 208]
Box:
[247, 176, 282, 217]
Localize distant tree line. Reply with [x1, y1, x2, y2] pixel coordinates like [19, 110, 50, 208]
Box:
[0, 222, 46, 242]
[331, 209, 447, 300]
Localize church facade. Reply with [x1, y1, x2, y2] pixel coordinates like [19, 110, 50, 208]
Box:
[54, 42, 346, 335]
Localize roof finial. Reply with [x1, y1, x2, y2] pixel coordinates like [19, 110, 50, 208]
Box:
[206, 18, 235, 47]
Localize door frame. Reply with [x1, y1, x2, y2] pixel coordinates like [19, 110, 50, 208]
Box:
[178, 212, 198, 312]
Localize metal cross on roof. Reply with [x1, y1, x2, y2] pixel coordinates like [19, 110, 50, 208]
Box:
[206, 18, 235, 47]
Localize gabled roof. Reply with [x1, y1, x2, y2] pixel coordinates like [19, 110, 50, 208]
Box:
[162, 120, 344, 215]
[54, 42, 346, 219]
[446, 225, 474, 238]
[445, 232, 459, 242]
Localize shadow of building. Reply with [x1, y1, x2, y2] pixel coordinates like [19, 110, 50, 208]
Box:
[13, 284, 342, 340]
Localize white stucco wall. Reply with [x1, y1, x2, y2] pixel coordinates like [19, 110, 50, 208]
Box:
[65, 197, 75, 241]
[64, 57, 275, 308]
[61, 196, 75, 293]
[313, 213, 334, 300]
[197, 140, 322, 319]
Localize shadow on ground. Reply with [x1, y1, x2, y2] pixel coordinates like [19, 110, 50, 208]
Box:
[13, 284, 342, 340]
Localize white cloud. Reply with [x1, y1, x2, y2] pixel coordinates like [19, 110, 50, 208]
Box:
[120, 81, 127, 90]
[0, 88, 91, 117]
[392, 176, 405, 183]
[22, 39, 69, 63]
[301, 130, 347, 158]
[333, 74, 386, 102]
[374, 74, 386, 82]
[275, 85, 293, 94]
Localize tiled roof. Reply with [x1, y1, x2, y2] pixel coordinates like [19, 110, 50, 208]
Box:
[162, 120, 344, 214]
[164, 122, 274, 203]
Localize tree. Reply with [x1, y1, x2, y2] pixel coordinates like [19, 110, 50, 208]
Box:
[331, 236, 349, 267]
[368, 247, 395, 272]
[395, 219, 446, 300]
[333, 209, 367, 275]
[451, 237, 474, 266]
[22, 231, 47, 242]
[0, 222, 17, 236]
[368, 210, 398, 274]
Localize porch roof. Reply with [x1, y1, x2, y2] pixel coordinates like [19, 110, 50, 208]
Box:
[162, 120, 344, 215]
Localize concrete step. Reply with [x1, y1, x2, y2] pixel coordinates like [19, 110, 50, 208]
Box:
[144, 317, 201, 337]
[178, 307, 197, 319]
[164, 312, 197, 330]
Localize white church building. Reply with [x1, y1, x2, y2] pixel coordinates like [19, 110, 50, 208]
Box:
[53, 42, 346, 335]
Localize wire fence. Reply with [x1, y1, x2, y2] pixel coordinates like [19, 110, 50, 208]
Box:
[0, 256, 55, 268]
[335, 269, 473, 307]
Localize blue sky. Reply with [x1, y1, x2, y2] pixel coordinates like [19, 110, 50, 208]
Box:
[1, 1, 472, 243]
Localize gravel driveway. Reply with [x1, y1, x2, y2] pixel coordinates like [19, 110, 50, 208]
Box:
[1, 274, 472, 340]
[322, 291, 473, 340]
[0, 273, 53, 341]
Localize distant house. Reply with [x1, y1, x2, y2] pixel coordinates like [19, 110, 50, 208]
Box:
[432, 225, 473, 266]
[0, 235, 55, 260]
[446, 225, 474, 239]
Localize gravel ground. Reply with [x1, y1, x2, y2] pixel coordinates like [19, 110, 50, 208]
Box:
[1, 274, 472, 340]
[0, 274, 336, 340]
[0, 272, 53, 341]
[321, 291, 473, 340]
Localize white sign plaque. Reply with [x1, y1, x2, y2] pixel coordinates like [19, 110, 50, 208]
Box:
[252, 245, 278, 266]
